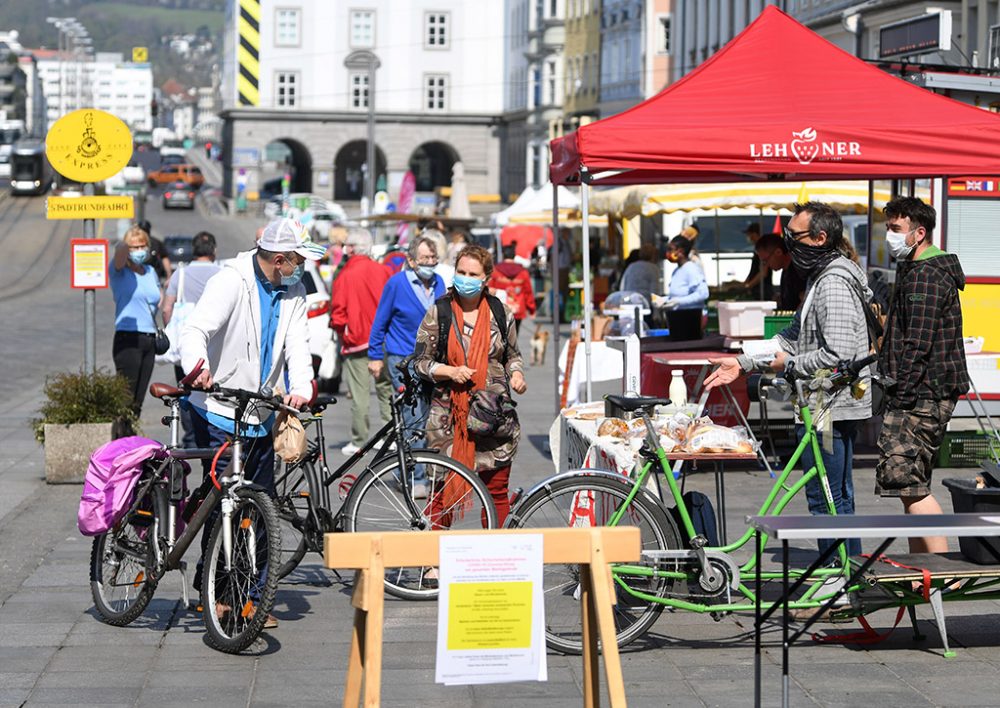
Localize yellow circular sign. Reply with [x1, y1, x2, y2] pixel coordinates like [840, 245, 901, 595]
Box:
[45, 109, 133, 183]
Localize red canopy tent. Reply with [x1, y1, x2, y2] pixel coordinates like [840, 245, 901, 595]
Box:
[549, 6, 1000, 404]
[550, 6, 1000, 186]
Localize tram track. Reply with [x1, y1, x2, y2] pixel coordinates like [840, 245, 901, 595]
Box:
[0, 216, 74, 302]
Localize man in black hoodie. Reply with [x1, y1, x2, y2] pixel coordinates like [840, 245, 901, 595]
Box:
[876, 197, 970, 553]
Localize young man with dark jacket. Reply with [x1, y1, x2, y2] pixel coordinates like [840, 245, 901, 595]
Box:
[876, 197, 970, 553]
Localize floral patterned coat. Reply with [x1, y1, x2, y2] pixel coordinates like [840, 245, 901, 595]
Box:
[412, 294, 525, 472]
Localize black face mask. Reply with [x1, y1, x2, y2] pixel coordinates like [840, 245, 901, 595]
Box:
[784, 233, 838, 278]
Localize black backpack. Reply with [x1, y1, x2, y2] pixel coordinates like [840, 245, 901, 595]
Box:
[435, 293, 510, 365]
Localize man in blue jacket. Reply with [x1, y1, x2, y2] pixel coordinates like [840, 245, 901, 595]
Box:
[368, 236, 446, 498]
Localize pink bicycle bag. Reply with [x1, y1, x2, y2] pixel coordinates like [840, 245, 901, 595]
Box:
[78, 436, 165, 536]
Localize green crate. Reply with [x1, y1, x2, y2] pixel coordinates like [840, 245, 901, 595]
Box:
[705, 306, 719, 333]
[764, 314, 795, 339]
[938, 431, 1000, 468]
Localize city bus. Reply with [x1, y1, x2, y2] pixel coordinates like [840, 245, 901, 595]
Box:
[9, 139, 53, 196]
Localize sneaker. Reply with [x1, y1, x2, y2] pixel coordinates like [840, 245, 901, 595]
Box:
[341, 443, 361, 456]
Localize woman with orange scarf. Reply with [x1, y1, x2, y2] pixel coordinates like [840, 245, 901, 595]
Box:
[413, 245, 528, 527]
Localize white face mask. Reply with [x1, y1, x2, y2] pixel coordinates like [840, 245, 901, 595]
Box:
[886, 227, 916, 260]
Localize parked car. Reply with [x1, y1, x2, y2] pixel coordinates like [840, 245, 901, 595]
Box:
[163, 234, 195, 264]
[303, 260, 340, 393]
[162, 181, 196, 210]
[160, 139, 186, 158]
[147, 164, 204, 188]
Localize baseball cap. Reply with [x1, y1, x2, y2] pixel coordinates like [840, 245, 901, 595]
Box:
[256, 218, 327, 260]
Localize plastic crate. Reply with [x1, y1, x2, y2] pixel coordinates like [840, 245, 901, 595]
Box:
[937, 432, 1000, 468]
[717, 301, 777, 337]
[704, 307, 719, 333]
[942, 478, 1000, 564]
[763, 313, 795, 339]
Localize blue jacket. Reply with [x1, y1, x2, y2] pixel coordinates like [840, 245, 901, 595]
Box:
[368, 269, 445, 360]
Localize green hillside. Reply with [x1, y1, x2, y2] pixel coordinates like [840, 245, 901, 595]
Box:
[0, 0, 225, 86]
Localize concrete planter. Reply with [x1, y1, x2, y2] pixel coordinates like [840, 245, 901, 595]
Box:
[43, 422, 120, 484]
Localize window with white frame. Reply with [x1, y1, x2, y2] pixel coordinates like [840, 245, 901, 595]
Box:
[424, 73, 448, 110]
[425, 12, 450, 48]
[658, 15, 672, 54]
[350, 9, 375, 48]
[275, 71, 299, 107]
[349, 71, 369, 109]
[275, 8, 301, 47]
[546, 59, 556, 105]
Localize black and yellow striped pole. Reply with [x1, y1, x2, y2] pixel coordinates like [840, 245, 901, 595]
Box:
[237, 0, 260, 106]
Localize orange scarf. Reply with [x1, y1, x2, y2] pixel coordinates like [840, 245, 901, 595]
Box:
[447, 295, 491, 469]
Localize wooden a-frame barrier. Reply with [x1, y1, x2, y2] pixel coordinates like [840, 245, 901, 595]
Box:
[325, 526, 641, 707]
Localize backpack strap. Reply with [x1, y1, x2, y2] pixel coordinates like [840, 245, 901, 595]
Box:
[485, 293, 510, 366]
[435, 294, 452, 364]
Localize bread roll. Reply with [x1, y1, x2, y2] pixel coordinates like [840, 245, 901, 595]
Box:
[597, 418, 629, 439]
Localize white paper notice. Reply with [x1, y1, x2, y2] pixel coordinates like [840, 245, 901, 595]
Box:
[435, 534, 547, 686]
[741, 338, 782, 363]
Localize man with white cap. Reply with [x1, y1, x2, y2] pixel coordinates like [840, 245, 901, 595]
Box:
[180, 218, 325, 624]
[181, 216, 325, 488]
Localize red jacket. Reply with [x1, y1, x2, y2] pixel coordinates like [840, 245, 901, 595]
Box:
[331, 255, 391, 354]
[489, 262, 536, 320]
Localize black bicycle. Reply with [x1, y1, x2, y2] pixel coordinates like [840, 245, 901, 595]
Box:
[89, 360, 291, 653]
[273, 356, 498, 600]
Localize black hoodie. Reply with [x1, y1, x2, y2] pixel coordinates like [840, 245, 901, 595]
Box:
[880, 246, 970, 408]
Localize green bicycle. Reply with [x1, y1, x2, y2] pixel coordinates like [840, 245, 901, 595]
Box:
[505, 354, 880, 654]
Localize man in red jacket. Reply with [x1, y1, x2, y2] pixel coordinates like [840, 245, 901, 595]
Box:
[489, 243, 537, 336]
[331, 228, 393, 454]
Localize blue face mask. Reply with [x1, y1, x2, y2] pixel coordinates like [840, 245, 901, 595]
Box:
[129, 249, 148, 265]
[453, 274, 484, 298]
[415, 265, 436, 281]
[281, 263, 304, 286]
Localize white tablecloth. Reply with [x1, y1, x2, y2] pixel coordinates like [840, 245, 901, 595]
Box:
[548, 403, 642, 475]
[558, 340, 624, 407]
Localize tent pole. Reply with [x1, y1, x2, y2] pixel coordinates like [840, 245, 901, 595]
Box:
[582, 177, 593, 403]
[552, 185, 561, 415]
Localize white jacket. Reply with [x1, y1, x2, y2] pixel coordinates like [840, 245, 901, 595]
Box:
[180, 250, 313, 425]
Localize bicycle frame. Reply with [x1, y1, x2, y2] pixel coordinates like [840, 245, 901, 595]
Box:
[602, 378, 853, 613]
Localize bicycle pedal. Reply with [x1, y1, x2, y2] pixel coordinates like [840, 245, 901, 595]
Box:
[296, 491, 311, 498]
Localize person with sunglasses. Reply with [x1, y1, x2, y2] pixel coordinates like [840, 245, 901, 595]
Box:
[706, 202, 873, 574]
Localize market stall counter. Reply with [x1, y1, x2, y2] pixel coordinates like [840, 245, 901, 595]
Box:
[549, 401, 759, 543]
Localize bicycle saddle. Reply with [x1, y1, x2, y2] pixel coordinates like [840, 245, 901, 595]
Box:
[149, 382, 184, 399]
[604, 394, 671, 413]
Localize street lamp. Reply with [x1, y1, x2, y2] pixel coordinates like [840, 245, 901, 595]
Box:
[344, 50, 380, 211]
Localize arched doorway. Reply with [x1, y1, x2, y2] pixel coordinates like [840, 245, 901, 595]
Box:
[333, 140, 387, 201]
[408, 141, 459, 192]
[264, 138, 313, 193]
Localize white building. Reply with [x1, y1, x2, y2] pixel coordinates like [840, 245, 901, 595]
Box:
[33, 50, 153, 131]
[499, 0, 565, 198]
[220, 0, 505, 203]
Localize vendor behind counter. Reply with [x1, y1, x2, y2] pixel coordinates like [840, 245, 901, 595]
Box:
[657, 236, 709, 341]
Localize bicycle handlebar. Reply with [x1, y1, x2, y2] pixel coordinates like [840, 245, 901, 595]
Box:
[178, 357, 301, 415]
[748, 353, 877, 403]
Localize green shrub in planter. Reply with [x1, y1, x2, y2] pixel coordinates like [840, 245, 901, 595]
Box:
[31, 369, 138, 444]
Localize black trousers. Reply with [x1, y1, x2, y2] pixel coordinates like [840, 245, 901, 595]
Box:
[113, 330, 156, 418]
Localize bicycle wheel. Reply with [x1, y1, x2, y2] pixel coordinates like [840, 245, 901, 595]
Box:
[90, 480, 159, 626]
[201, 487, 282, 653]
[344, 451, 497, 601]
[506, 474, 680, 654]
[274, 461, 310, 579]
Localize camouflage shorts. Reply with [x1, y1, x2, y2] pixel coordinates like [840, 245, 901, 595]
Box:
[875, 399, 955, 498]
